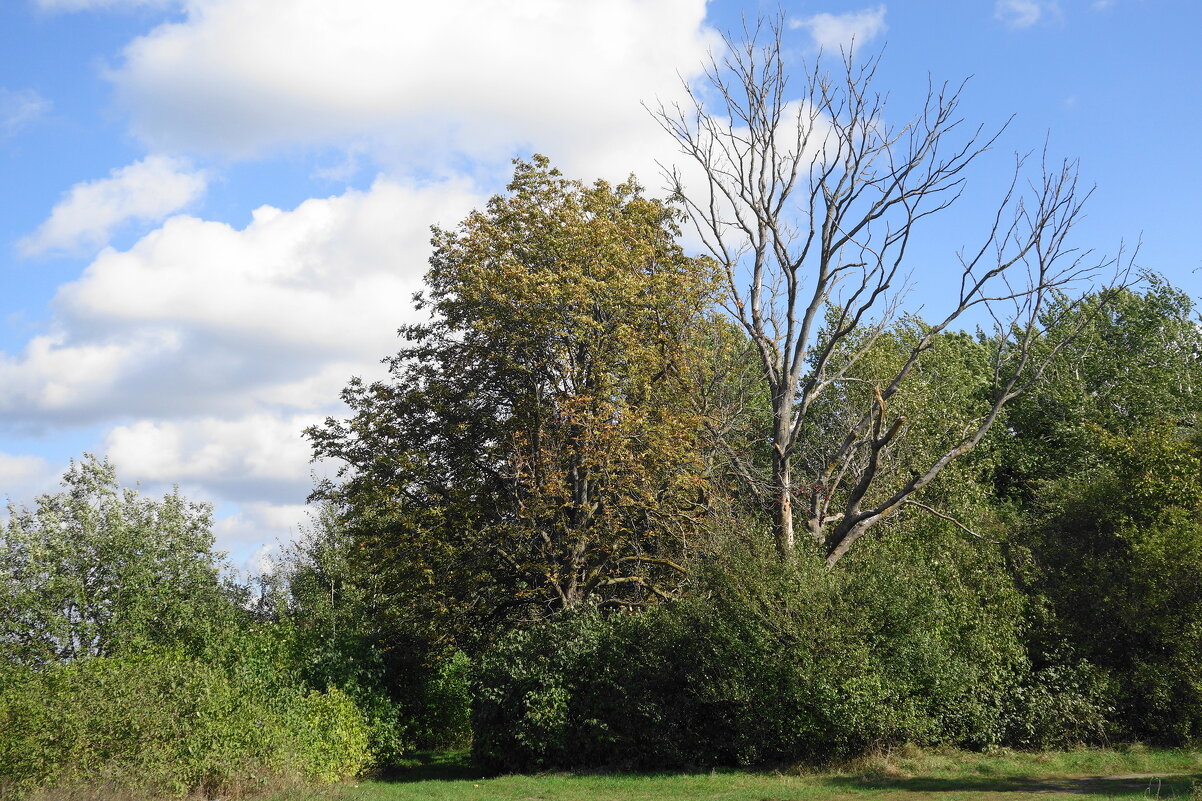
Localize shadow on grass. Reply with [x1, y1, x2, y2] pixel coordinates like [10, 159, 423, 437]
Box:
[375, 751, 490, 783]
[374, 752, 736, 786]
[822, 773, 1199, 796]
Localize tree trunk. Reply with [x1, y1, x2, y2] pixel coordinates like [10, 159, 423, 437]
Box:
[772, 448, 794, 559]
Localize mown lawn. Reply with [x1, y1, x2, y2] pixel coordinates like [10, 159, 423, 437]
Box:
[271, 746, 1202, 801]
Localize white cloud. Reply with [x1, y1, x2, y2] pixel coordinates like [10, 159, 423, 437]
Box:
[214, 502, 309, 566]
[0, 329, 181, 420]
[0, 176, 480, 425]
[55, 177, 477, 356]
[104, 413, 323, 504]
[0, 452, 54, 504]
[0, 88, 51, 137]
[994, 0, 1057, 28]
[790, 5, 887, 53]
[20, 155, 208, 257]
[1, 176, 479, 574]
[107, 0, 717, 182]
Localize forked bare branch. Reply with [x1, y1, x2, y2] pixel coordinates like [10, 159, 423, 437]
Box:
[651, 14, 1124, 564]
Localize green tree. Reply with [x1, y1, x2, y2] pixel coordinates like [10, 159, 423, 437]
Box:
[999, 277, 1202, 498]
[790, 315, 1014, 549]
[0, 455, 231, 666]
[308, 156, 722, 643]
[996, 279, 1202, 742]
[268, 502, 458, 761]
[1027, 423, 1202, 742]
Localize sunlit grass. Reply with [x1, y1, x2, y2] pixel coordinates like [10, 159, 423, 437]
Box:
[263, 746, 1202, 801]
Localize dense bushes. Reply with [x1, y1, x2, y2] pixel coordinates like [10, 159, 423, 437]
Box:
[0, 642, 371, 800]
[1020, 424, 1202, 744]
[471, 530, 1112, 772]
[0, 459, 377, 799]
[0, 631, 377, 800]
[266, 503, 473, 764]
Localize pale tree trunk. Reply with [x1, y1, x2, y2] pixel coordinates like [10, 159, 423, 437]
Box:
[771, 448, 793, 559]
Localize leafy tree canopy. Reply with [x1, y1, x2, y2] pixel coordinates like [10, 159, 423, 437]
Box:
[308, 156, 725, 646]
[1, 455, 232, 666]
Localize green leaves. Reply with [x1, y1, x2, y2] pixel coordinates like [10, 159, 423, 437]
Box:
[310, 156, 724, 634]
[1000, 278, 1202, 498]
[0, 455, 229, 666]
[1022, 422, 1202, 743]
[0, 471, 380, 796]
[0, 646, 373, 798]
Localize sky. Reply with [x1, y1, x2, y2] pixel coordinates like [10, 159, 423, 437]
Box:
[2, 0, 1200, 573]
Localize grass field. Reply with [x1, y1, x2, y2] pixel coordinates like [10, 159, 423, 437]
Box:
[265, 746, 1202, 801]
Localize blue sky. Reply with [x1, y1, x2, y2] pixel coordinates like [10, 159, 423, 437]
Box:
[1, 0, 1199, 571]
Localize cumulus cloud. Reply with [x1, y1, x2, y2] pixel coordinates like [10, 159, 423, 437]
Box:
[214, 502, 309, 565]
[55, 177, 478, 356]
[2, 171, 482, 574]
[104, 413, 324, 504]
[0, 452, 55, 504]
[107, 0, 717, 182]
[0, 329, 181, 421]
[994, 0, 1057, 28]
[0, 88, 51, 137]
[19, 155, 208, 257]
[790, 5, 887, 52]
[0, 176, 480, 425]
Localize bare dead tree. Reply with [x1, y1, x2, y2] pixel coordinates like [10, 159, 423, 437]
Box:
[653, 17, 1122, 565]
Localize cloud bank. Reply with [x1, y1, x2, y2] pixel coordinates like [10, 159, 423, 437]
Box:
[2, 177, 481, 426]
[108, 0, 717, 182]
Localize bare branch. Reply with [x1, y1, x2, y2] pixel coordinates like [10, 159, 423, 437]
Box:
[902, 499, 999, 544]
[652, 14, 1121, 564]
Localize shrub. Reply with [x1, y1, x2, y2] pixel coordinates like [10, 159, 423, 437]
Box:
[0, 644, 372, 799]
[414, 650, 472, 750]
[471, 586, 900, 771]
[1019, 424, 1202, 744]
[470, 528, 1112, 772]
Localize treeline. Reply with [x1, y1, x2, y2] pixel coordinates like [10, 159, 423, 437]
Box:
[4, 155, 1198, 798]
[5, 36, 1202, 795]
[302, 159, 1202, 771]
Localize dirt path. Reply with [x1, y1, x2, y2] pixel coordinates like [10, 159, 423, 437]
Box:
[821, 771, 1193, 798]
[1024, 773, 1184, 795]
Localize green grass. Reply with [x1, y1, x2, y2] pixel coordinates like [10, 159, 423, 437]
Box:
[266, 746, 1202, 801]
